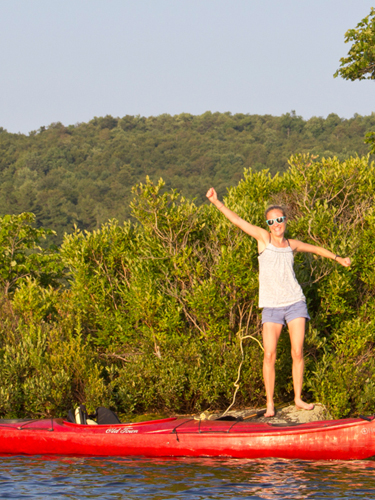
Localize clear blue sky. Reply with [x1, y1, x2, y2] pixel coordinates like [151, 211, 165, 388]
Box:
[1, 0, 374, 134]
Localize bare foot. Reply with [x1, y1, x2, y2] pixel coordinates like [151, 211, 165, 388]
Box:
[264, 404, 275, 418]
[295, 399, 314, 411]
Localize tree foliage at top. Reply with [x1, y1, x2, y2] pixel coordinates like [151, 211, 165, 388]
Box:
[0, 112, 374, 243]
[335, 7, 375, 80]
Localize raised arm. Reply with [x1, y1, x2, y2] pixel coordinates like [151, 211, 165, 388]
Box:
[206, 187, 269, 246]
[290, 240, 351, 267]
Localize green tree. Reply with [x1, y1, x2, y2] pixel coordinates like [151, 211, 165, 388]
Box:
[1, 112, 374, 244]
[0, 213, 62, 295]
[1, 156, 375, 418]
[334, 8, 375, 80]
[334, 8, 375, 154]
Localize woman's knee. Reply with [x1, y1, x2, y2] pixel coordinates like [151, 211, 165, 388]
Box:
[264, 350, 277, 365]
[291, 347, 303, 362]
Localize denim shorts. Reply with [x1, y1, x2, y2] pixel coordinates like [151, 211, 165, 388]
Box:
[262, 301, 310, 326]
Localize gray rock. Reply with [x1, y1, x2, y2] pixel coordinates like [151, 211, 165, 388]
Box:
[203, 403, 332, 424]
[255, 404, 331, 424]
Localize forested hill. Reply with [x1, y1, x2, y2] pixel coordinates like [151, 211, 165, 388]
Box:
[0, 111, 374, 242]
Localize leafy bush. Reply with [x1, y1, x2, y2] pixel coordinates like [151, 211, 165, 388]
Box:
[1, 154, 375, 418]
[0, 296, 112, 418]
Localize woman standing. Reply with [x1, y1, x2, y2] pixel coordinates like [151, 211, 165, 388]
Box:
[206, 188, 351, 417]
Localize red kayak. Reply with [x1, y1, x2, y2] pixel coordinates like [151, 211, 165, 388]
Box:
[1, 416, 375, 460]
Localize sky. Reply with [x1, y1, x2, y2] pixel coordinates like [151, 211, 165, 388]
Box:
[1, 0, 374, 134]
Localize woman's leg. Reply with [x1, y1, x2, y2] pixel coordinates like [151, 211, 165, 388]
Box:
[262, 322, 283, 417]
[287, 317, 314, 410]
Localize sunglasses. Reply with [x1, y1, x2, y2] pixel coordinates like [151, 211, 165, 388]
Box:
[266, 216, 286, 226]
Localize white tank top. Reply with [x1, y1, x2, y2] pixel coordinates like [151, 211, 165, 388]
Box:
[258, 241, 305, 308]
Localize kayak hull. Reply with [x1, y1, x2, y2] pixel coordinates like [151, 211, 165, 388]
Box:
[0, 417, 374, 460]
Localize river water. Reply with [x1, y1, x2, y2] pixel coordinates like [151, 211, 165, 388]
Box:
[0, 456, 374, 499]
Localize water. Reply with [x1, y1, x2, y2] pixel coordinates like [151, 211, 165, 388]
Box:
[0, 456, 374, 499]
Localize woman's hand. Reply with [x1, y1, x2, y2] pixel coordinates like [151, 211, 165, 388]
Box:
[206, 187, 217, 203]
[205, 186, 268, 244]
[338, 256, 351, 267]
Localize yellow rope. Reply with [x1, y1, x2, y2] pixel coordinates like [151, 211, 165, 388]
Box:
[222, 329, 264, 416]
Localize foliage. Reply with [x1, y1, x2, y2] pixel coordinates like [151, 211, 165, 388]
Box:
[111, 338, 264, 415]
[1, 155, 375, 419]
[0, 212, 63, 295]
[334, 8, 375, 81]
[0, 299, 112, 418]
[1, 113, 374, 244]
[334, 9, 375, 155]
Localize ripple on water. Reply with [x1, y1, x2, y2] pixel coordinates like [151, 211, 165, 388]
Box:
[0, 456, 374, 499]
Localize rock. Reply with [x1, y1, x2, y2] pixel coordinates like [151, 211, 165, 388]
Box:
[209, 403, 332, 424]
[256, 404, 331, 424]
